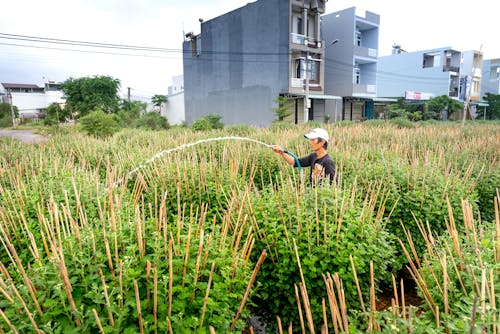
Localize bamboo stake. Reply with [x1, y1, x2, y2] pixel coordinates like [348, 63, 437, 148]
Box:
[182, 223, 192, 288]
[470, 295, 478, 334]
[10, 281, 41, 333]
[134, 280, 144, 334]
[168, 239, 173, 319]
[294, 284, 306, 334]
[154, 265, 158, 334]
[209, 326, 217, 334]
[0, 307, 18, 334]
[98, 268, 114, 326]
[92, 308, 106, 334]
[332, 273, 348, 332]
[401, 278, 406, 319]
[349, 254, 366, 313]
[230, 250, 267, 332]
[391, 274, 399, 311]
[299, 283, 315, 334]
[200, 262, 216, 328]
[322, 298, 328, 334]
[277, 316, 283, 334]
[322, 273, 340, 334]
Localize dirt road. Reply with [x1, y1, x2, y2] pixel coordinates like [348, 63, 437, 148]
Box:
[0, 129, 49, 144]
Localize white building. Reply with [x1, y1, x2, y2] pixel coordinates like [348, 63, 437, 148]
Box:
[0, 82, 65, 120]
[164, 75, 185, 125]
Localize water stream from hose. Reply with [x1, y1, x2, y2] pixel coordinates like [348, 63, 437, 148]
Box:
[113, 136, 281, 189]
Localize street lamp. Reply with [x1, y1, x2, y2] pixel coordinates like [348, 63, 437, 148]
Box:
[304, 39, 338, 123]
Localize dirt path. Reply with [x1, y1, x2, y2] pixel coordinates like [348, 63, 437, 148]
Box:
[0, 129, 49, 144]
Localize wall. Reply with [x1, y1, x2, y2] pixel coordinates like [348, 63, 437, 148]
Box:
[164, 91, 185, 125]
[481, 59, 500, 95]
[377, 48, 452, 98]
[183, 0, 290, 126]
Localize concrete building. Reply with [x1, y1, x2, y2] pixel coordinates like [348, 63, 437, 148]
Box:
[377, 47, 484, 103]
[322, 7, 381, 121]
[0, 82, 65, 120]
[183, 0, 336, 126]
[481, 58, 500, 95]
[164, 75, 185, 125]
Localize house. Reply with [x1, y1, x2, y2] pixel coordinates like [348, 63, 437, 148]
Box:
[183, 0, 338, 126]
[322, 7, 383, 121]
[163, 75, 185, 125]
[481, 58, 500, 95]
[0, 82, 65, 121]
[377, 47, 483, 102]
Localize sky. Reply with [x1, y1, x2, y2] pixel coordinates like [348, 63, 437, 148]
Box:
[1, 0, 498, 101]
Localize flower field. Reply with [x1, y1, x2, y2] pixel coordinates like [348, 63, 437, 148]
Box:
[0, 121, 499, 333]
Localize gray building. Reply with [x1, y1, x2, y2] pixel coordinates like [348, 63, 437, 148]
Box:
[322, 7, 380, 121]
[378, 47, 484, 104]
[183, 0, 334, 126]
[481, 58, 500, 95]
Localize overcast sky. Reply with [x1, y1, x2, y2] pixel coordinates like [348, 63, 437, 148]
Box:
[1, 0, 498, 100]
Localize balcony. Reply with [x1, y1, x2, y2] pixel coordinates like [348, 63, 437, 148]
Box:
[353, 45, 378, 60]
[291, 33, 322, 49]
[353, 84, 376, 96]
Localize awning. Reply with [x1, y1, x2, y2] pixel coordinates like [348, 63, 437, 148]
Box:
[308, 94, 342, 100]
[371, 97, 398, 102]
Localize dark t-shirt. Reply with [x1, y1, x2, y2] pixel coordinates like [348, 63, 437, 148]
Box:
[294, 152, 336, 185]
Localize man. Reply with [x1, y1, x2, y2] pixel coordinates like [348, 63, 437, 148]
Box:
[273, 128, 336, 186]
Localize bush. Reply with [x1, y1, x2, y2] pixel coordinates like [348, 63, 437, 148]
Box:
[79, 109, 119, 138]
[191, 114, 224, 131]
[246, 185, 397, 329]
[134, 112, 169, 130]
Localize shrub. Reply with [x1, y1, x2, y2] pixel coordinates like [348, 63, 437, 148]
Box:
[246, 184, 397, 329]
[191, 114, 224, 131]
[134, 112, 169, 130]
[79, 109, 119, 138]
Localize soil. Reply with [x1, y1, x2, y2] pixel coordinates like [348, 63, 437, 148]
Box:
[0, 129, 49, 144]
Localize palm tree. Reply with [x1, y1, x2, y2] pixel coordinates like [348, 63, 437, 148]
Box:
[151, 94, 168, 114]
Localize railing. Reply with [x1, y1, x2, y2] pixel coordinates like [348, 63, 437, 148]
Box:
[290, 33, 320, 48]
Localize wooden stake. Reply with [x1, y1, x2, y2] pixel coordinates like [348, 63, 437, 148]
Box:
[98, 268, 114, 326]
[92, 308, 105, 334]
[200, 262, 216, 328]
[230, 250, 267, 332]
[134, 280, 144, 334]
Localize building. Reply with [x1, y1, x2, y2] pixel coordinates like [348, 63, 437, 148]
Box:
[377, 47, 483, 103]
[481, 58, 500, 95]
[322, 7, 381, 121]
[0, 82, 65, 120]
[183, 0, 336, 126]
[164, 75, 185, 125]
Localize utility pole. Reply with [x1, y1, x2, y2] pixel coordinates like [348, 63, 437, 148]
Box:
[127, 87, 131, 101]
[7, 91, 15, 127]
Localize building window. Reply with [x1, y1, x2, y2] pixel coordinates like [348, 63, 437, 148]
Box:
[297, 17, 303, 35]
[356, 29, 362, 46]
[354, 66, 360, 84]
[423, 52, 441, 68]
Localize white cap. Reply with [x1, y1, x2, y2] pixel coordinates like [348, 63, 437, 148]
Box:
[304, 128, 329, 143]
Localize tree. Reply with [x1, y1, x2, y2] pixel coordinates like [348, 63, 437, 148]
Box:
[426, 95, 463, 120]
[60, 75, 121, 117]
[481, 93, 500, 119]
[44, 103, 72, 126]
[272, 96, 293, 121]
[151, 94, 168, 114]
[117, 100, 147, 127]
[135, 112, 169, 130]
[0, 102, 18, 128]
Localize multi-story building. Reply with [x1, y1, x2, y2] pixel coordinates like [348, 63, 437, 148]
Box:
[0, 82, 65, 120]
[481, 58, 500, 95]
[164, 75, 185, 125]
[183, 0, 338, 126]
[322, 7, 380, 121]
[377, 47, 483, 103]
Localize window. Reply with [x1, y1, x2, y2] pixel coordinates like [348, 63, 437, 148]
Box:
[297, 17, 303, 35]
[356, 29, 362, 47]
[353, 66, 360, 84]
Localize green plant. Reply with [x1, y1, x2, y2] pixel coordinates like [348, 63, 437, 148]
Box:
[272, 96, 293, 121]
[134, 112, 169, 130]
[191, 114, 224, 131]
[79, 109, 119, 138]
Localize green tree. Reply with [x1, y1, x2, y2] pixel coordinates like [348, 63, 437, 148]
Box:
[117, 100, 147, 127]
[151, 94, 168, 114]
[272, 95, 293, 121]
[426, 95, 463, 120]
[79, 109, 119, 138]
[60, 75, 121, 117]
[135, 112, 169, 130]
[0, 102, 18, 128]
[44, 103, 72, 126]
[481, 93, 500, 119]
